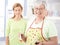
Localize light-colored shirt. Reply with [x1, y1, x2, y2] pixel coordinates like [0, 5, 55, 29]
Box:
[6, 18, 27, 45]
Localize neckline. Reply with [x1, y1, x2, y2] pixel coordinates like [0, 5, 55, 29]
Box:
[12, 18, 23, 22]
[29, 18, 44, 29]
[34, 20, 43, 25]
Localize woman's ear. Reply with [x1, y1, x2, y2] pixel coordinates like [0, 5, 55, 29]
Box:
[43, 9, 48, 16]
[45, 10, 48, 16]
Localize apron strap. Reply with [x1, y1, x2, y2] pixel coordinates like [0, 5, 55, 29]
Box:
[28, 18, 48, 41]
[29, 19, 36, 28]
[27, 19, 36, 30]
[41, 19, 48, 42]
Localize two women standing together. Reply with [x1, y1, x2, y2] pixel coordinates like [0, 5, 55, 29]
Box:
[6, 1, 58, 45]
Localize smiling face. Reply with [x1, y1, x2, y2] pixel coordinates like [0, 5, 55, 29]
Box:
[34, 4, 46, 18]
[13, 3, 23, 18]
[13, 6, 22, 16]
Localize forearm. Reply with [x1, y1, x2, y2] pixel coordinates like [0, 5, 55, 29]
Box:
[6, 37, 9, 45]
[41, 36, 58, 45]
[42, 41, 58, 45]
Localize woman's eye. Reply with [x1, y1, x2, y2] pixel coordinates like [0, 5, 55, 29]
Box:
[15, 9, 21, 11]
[18, 10, 20, 11]
[36, 8, 38, 10]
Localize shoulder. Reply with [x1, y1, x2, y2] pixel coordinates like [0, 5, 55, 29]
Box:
[6, 18, 13, 26]
[7, 18, 13, 23]
[43, 18, 56, 30]
[43, 18, 58, 37]
[44, 18, 55, 26]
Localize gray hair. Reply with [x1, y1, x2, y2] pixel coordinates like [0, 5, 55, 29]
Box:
[32, 0, 47, 9]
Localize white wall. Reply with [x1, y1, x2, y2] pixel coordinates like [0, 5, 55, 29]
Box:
[0, 0, 5, 37]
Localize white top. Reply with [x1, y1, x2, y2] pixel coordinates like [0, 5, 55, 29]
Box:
[31, 21, 43, 28]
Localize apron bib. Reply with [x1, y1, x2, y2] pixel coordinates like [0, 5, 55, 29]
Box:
[26, 19, 47, 45]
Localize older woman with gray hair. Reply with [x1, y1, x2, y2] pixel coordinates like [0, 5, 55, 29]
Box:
[21, 1, 58, 45]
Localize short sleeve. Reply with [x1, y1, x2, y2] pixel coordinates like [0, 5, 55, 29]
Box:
[5, 19, 10, 37]
[48, 22, 58, 37]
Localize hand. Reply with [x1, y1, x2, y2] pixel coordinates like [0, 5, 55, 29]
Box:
[21, 34, 27, 42]
[35, 42, 43, 45]
[18, 33, 22, 41]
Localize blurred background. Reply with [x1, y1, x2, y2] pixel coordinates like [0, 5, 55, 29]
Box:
[0, 0, 60, 45]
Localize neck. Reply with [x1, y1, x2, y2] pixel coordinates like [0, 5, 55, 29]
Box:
[36, 16, 44, 21]
[14, 15, 22, 21]
[35, 17, 44, 24]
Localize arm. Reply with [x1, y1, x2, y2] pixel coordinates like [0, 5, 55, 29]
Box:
[6, 37, 9, 45]
[42, 36, 58, 45]
[6, 19, 10, 45]
[42, 21, 58, 45]
[37, 21, 58, 45]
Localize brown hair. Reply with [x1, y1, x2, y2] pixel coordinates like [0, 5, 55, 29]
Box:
[12, 3, 23, 18]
